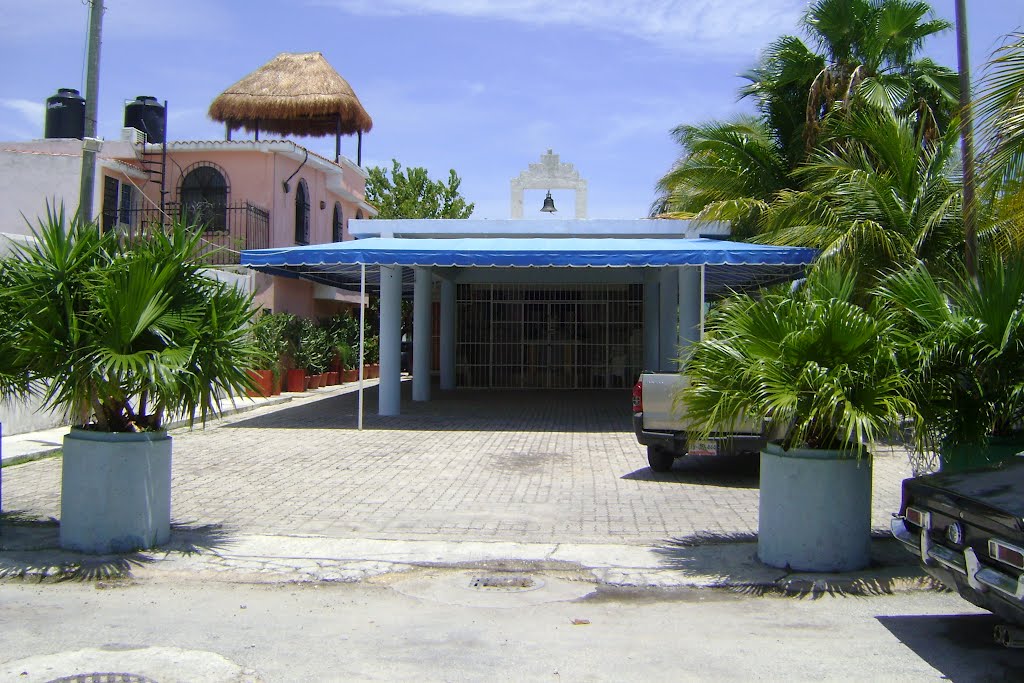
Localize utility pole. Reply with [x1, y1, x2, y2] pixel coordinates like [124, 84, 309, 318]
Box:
[955, 0, 978, 279]
[78, 0, 105, 224]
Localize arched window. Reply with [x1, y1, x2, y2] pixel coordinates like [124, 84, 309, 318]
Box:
[294, 179, 310, 244]
[332, 203, 344, 242]
[180, 163, 229, 232]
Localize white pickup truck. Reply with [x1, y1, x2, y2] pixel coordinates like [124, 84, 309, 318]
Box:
[631, 371, 770, 472]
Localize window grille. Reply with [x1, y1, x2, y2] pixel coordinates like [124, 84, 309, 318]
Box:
[180, 162, 229, 233]
[295, 179, 310, 244]
[332, 203, 344, 242]
[455, 283, 643, 389]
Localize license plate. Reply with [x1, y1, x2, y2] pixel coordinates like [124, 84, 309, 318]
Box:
[688, 440, 717, 456]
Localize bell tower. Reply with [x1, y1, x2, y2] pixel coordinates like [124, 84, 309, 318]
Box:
[510, 149, 588, 218]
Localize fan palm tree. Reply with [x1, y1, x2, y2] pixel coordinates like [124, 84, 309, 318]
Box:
[681, 263, 916, 452]
[656, 0, 957, 237]
[3, 205, 262, 432]
[876, 254, 1024, 471]
[744, 0, 958, 149]
[758, 107, 964, 285]
[976, 32, 1024, 251]
[651, 117, 792, 238]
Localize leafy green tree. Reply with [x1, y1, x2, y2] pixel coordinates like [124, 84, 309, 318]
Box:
[365, 159, 474, 219]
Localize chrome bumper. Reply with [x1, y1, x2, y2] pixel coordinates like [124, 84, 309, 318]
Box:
[891, 515, 1024, 601]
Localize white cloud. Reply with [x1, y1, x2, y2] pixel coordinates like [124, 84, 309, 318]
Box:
[0, 98, 45, 129]
[0, 0, 235, 44]
[311, 0, 803, 55]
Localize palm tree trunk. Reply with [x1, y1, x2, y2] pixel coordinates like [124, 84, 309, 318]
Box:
[955, 0, 979, 279]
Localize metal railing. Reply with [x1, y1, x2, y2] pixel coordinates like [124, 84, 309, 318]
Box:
[104, 201, 270, 265]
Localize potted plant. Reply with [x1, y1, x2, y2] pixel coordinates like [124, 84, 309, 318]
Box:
[251, 312, 290, 397]
[2, 206, 261, 553]
[365, 335, 380, 379]
[681, 265, 916, 571]
[296, 318, 330, 388]
[877, 255, 1024, 473]
[338, 342, 358, 383]
[281, 315, 307, 392]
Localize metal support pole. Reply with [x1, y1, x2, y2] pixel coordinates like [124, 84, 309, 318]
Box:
[78, 0, 104, 223]
[358, 263, 366, 430]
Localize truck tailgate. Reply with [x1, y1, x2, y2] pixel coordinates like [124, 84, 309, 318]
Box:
[643, 373, 761, 434]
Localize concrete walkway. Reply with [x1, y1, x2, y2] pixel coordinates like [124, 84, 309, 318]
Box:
[1, 382, 924, 591]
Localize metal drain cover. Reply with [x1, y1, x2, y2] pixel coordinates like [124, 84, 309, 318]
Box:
[47, 675, 158, 683]
[470, 575, 537, 590]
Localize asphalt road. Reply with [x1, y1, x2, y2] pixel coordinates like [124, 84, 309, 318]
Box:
[2, 573, 1022, 682]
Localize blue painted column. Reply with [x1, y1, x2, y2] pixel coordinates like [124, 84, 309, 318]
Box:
[378, 265, 402, 416]
[643, 269, 660, 372]
[658, 267, 679, 371]
[412, 266, 432, 402]
[440, 278, 456, 390]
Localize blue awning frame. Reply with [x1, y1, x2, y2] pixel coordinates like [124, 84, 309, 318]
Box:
[241, 237, 818, 299]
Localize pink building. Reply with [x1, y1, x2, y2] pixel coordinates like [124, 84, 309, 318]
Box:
[0, 52, 376, 319]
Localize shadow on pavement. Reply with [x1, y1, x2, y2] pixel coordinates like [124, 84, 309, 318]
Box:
[225, 388, 633, 433]
[652, 534, 930, 599]
[621, 454, 760, 489]
[0, 515, 234, 581]
[877, 613, 1024, 680]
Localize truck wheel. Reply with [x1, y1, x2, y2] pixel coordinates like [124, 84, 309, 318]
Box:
[647, 446, 675, 472]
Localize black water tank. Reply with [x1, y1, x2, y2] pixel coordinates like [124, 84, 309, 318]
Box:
[124, 96, 166, 143]
[44, 88, 86, 139]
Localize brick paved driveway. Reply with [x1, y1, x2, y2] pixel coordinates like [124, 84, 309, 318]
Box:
[2, 385, 912, 545]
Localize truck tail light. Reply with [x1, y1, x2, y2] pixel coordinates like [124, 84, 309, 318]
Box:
[989, 540, 1024, 570]
[632, 379, 643, 413]
[905, 507, 930, 529]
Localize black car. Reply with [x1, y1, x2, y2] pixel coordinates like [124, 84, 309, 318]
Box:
[892, 456, 1024, 627]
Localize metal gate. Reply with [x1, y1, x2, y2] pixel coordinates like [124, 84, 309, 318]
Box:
[455, 283, 643, 388]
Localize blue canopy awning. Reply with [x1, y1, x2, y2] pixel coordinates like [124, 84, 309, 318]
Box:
[241, 237, 817, 297]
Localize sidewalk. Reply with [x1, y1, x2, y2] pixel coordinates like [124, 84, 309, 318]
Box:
[1, 379, 379, 466]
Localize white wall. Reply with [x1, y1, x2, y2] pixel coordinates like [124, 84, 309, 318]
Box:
[0, 146, 85, 235]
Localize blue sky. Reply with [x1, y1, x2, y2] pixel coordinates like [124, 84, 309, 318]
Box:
[1, 1, 1021, 220]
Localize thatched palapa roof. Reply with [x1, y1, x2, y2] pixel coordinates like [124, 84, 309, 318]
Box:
[209, 52, 372, 137]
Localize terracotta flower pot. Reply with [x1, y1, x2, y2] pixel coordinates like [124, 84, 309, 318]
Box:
[246, 369, 273, 397]
[308, 374, 322, 389]
[342, 369, 358, 383]
[285, 368, 306, 392]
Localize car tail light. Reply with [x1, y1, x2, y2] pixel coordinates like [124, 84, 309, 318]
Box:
[989, 540, 1024, 570]
[905, 506, 930, 529]
[632, 379, 643, 413]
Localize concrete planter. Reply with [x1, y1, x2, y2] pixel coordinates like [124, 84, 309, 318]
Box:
[758, 442, 872, 572]
[60, 428, 172, 554]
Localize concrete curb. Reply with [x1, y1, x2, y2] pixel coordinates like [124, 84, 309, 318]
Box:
[0, 526, 933, 596]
